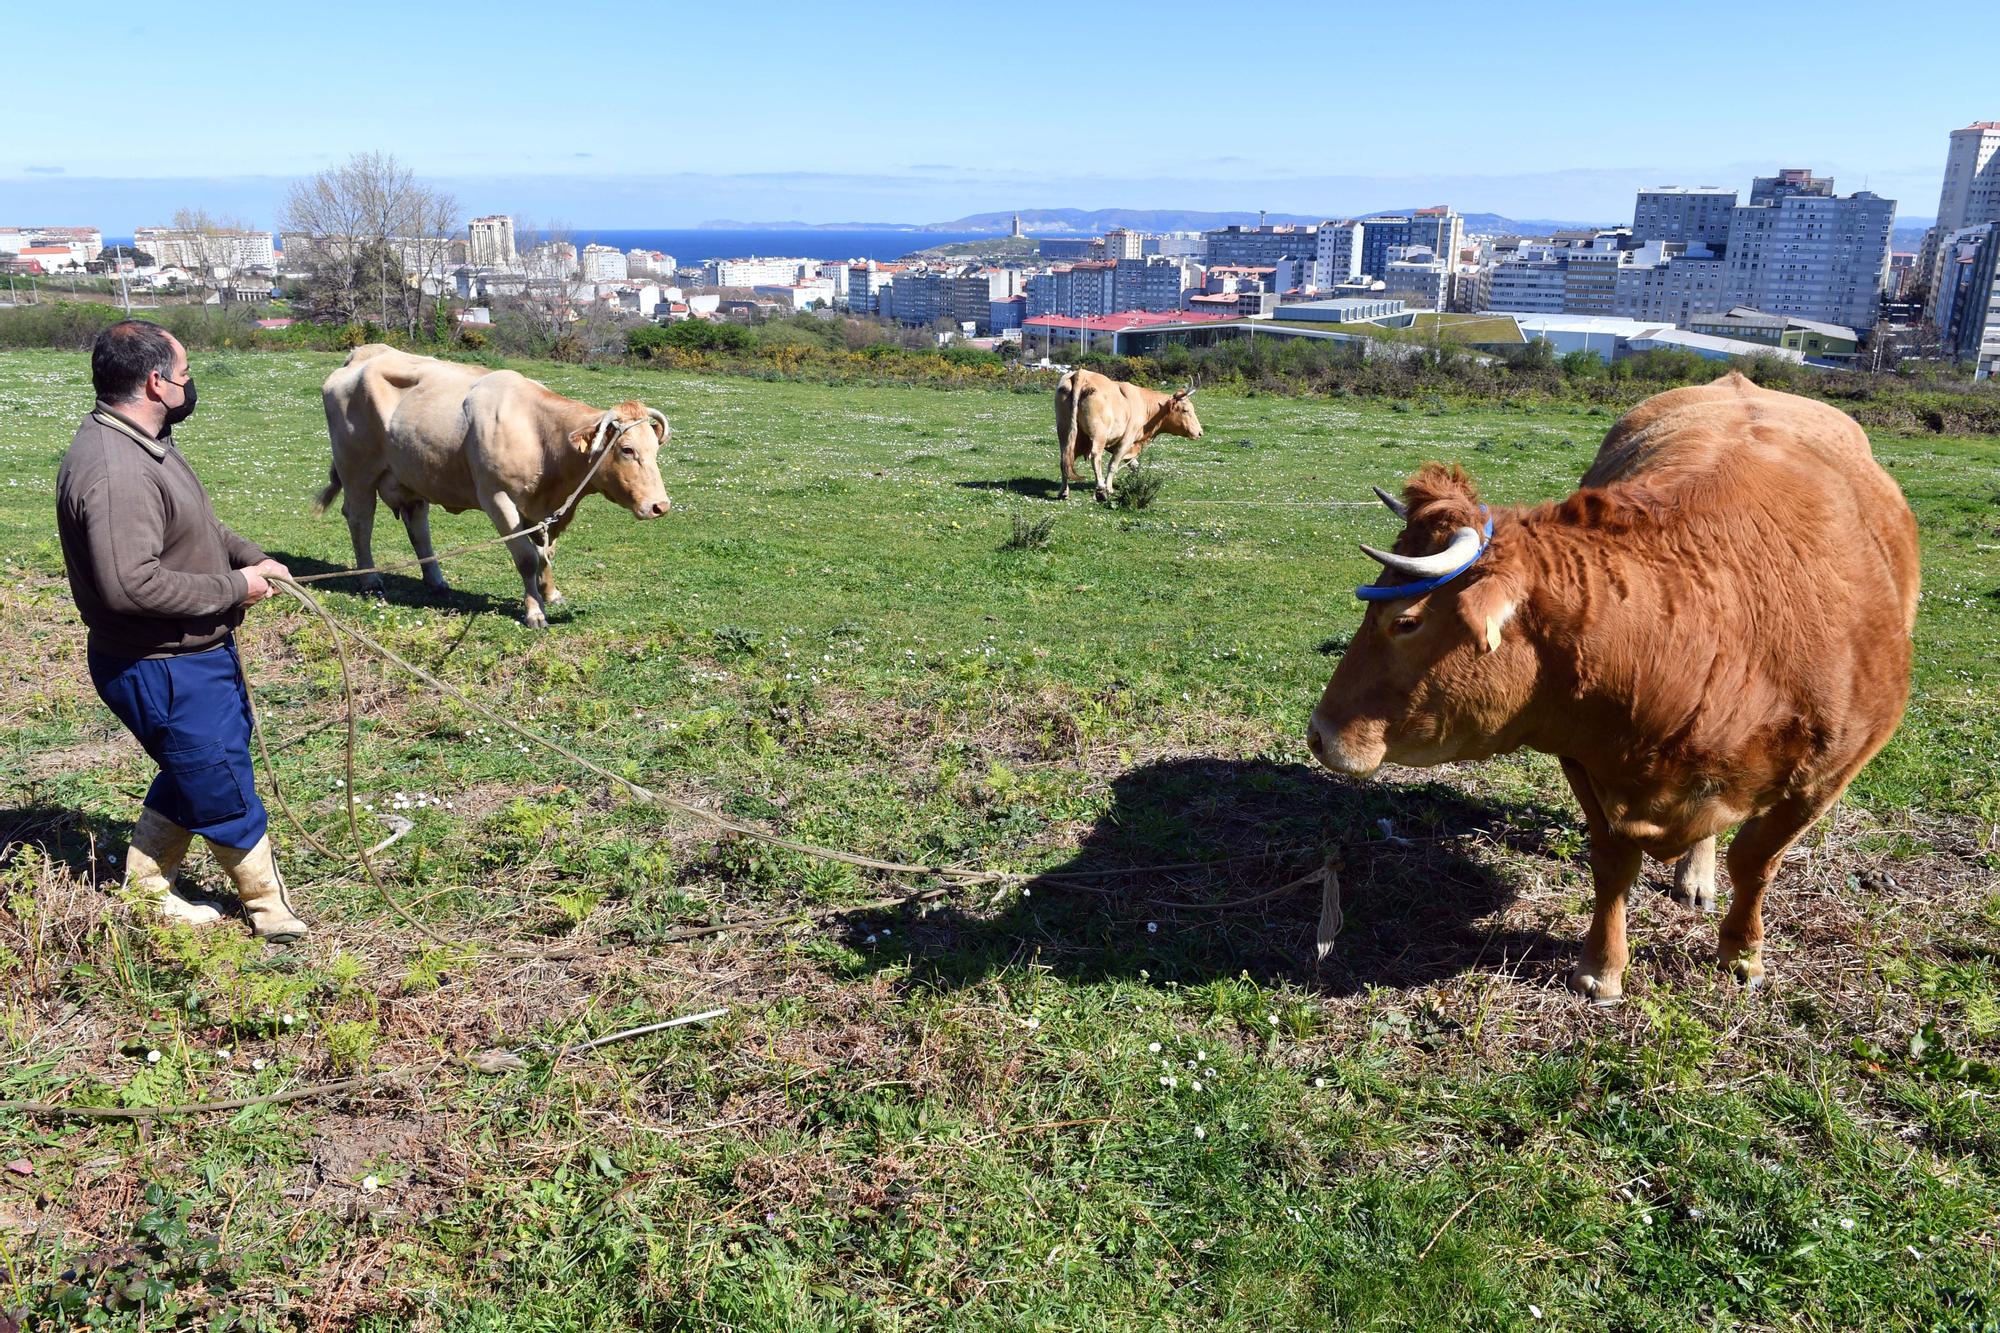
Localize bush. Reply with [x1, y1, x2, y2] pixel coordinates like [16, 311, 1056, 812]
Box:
[1112, 461, 1168, 510]
[1002, 511, 1057, 550]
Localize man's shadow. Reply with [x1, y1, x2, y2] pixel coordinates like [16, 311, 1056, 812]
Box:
[1, 802, 124, 886]
[864, 757, 1572, 996]
[264, 550, 513, 618]
[954, 477, 1066, 500]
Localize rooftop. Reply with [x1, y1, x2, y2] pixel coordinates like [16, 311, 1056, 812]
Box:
[1022, 310, 1240, 332]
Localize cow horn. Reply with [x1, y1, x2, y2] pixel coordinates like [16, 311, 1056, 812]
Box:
[589, 410, 618, 453]
[1359, 524, 1483, 579]
[1372, 485, 1408, 520]
[646, 407, 670, 440]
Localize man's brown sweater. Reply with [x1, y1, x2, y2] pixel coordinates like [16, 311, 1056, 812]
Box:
[56, 403, 263, 658]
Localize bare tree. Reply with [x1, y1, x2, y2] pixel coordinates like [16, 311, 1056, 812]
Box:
[494, 220, 599, 357]
[281, 151, 460, 336]
[169, 208, 253, 300]
[391, 183, 461, 339]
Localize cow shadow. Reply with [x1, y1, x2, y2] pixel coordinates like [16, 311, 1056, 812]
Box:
[853, 757, 1572, 997]
[955, 476, 1067, 501]
[263, 550, 515, 619]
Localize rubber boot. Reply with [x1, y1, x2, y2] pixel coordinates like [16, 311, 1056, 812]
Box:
[125, 806, 224, 927]
[212, 835, 310, 942]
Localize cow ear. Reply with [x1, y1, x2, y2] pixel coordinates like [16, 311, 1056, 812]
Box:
[1455, 576, 1517, 655]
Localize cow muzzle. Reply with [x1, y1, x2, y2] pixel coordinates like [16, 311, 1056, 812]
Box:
[1306, 713, 1384, 778]
[634, 498, 671, 519]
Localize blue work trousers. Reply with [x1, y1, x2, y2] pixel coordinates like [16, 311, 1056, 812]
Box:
[88, 639, 268, 850]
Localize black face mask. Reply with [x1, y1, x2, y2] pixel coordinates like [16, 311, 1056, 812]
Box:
[162, 374, 197, 428]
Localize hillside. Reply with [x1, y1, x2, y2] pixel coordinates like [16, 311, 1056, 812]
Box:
[2, 350, 1996, 1327]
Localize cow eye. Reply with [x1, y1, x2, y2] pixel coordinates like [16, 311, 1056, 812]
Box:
[1390, 615, 1422, 636]
[620, 446, 637, 458]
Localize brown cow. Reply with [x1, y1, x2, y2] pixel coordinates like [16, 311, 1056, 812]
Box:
[1307, 373, 1919, 1004]
[1055, 368, 1203, 501]
[317, 346, 671, 628]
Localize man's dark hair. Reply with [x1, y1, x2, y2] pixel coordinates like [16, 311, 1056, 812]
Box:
[91, 320, 178, 403]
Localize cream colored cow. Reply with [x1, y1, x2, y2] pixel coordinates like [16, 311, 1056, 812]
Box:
[317, 345, 670, 627]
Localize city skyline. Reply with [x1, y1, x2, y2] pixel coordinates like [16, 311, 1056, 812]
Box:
[1, 0, 1991, 232]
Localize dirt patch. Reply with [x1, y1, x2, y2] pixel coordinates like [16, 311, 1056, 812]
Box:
[18, 736, 135, 782]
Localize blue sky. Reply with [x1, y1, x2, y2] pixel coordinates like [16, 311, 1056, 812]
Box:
[3, 0, 1992, 231]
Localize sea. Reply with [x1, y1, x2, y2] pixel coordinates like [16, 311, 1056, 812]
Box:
[102, 228, 1004, 264]
[553, 229, 995, 264]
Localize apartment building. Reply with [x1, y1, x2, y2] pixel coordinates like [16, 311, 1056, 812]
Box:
[0, 226, 102, 264]
[1486, 246, 1568, 313]
[1933, 222, 2000, 368]
[707, 256, 813, 287]
[1612, 244, 1728, 324]
[468, 215, 517, 267]
[580, 244, 628, 282]
[1025, 262, 1117, 320]
[134, 226, 276, 272]
[1203, 224, 1317, 276]
[1938, 122, 2000, 234]
[1313, 221, 1362, 289]
[1921, 122, 2000, 328]
[1632, 187, 1737, 251]
[844, 261, 904, 315]
[1102, 228, 1145, 260]
[1112, 256, 1200, 313]
[1722, 181, 1894, 331]
[627, 249, 676, 278]
[1750, 169, 1834, 205]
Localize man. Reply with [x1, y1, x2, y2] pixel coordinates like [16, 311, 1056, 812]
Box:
[55, 320, 309, 941]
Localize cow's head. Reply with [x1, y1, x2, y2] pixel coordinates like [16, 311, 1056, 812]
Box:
[577, 400, 672, 519]
[1307, 463, 1534, 778]
[1161, 385, 1204, 440]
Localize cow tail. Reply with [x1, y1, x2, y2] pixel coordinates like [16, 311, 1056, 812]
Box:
[1064, 372, 1083, 464]
[311, 463, 342, 515]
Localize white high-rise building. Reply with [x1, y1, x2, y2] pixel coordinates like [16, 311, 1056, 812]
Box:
[1921, 123, 2000, 327]
[133, 226, 275, 272]
[1936, 122, 2000, 233]
[1313, 221, 1362, 289]
[626, 249, 676, 278]
[580, 244, 628, 282]
[468, 215, 517, 267]
[708, 256, 812, 287]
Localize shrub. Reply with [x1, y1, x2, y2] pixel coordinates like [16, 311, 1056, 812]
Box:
[1003, 511, 1057, 551]
[1112, 461, 1168, 510]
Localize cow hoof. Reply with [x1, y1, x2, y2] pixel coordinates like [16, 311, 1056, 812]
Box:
[1723, 951, 1766, 988]
[1567, 966, 1624, 1007]
[1668, 880, 1717, 912]
[422, 576, 450, 595]
[524, 612, 548, 630]
[546, 588, 566, 607]
[1094, 489, 1111, 504]
[359, 580, 386, 600]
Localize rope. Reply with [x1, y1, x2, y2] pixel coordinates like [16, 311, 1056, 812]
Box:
[245, 573, 1327, 958]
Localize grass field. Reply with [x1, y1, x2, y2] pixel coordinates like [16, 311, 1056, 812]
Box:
[2, 346, 1998, 1330]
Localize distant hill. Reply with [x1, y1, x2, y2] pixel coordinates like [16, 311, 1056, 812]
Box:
[697, 218, 934, 231]
[935, 207, 1611, 235]
[1892, 220, 1935, 253]
[701, 207, 1614, 236]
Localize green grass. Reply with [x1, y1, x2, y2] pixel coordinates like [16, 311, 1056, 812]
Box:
[2, 347, 1998, 1330]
